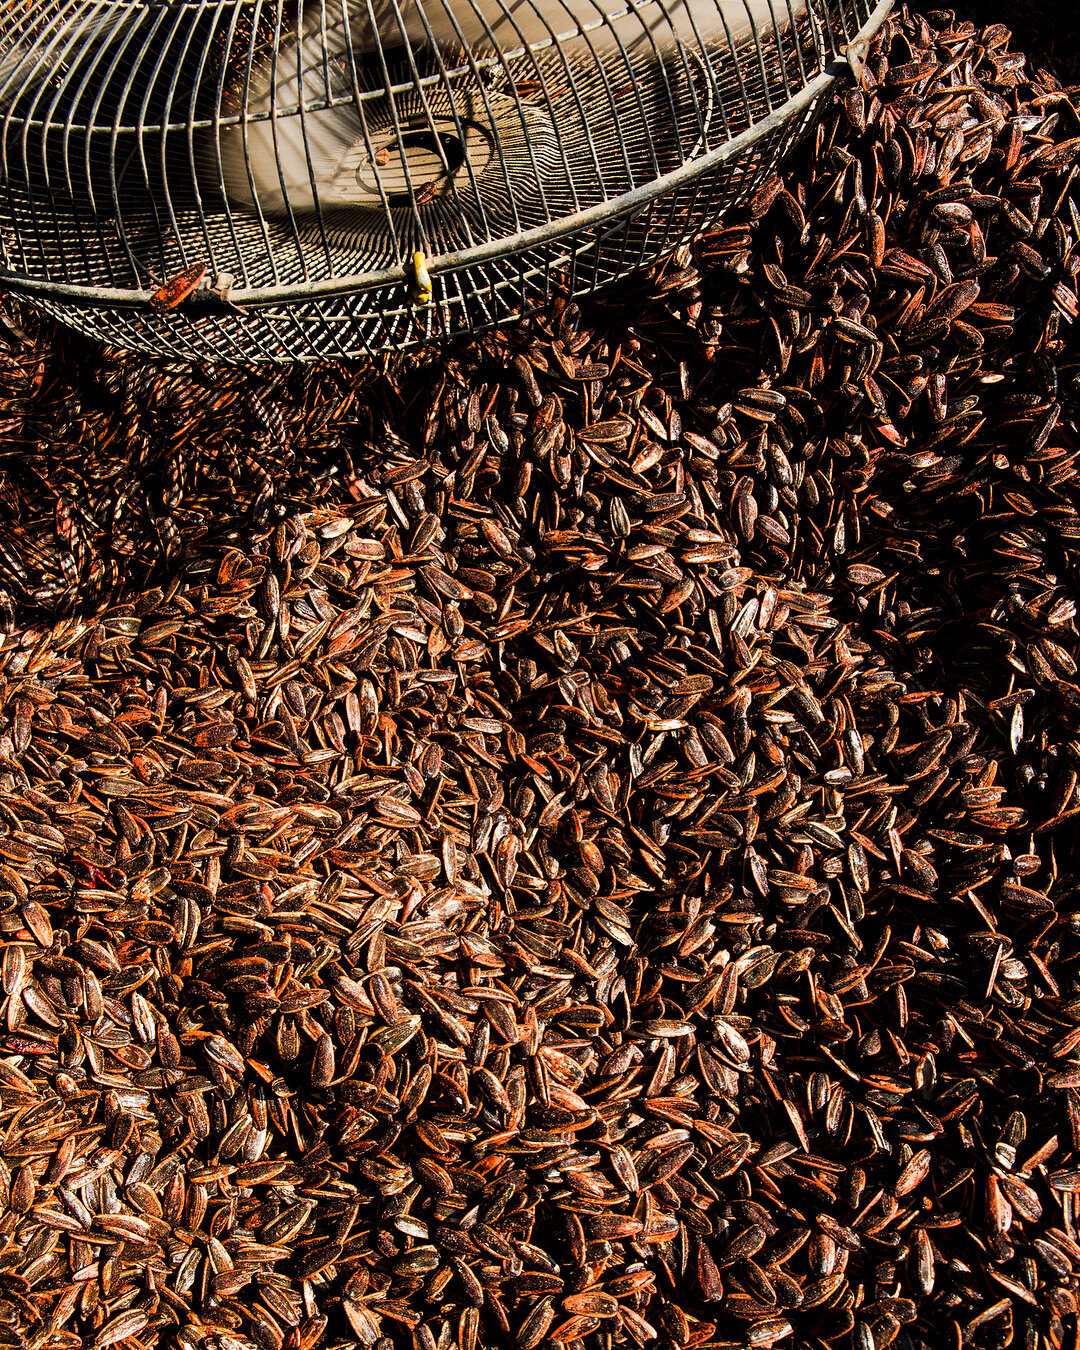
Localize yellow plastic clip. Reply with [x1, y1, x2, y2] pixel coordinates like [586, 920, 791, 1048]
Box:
[410, 250, 433, 305]
[844, 36, 870, 87]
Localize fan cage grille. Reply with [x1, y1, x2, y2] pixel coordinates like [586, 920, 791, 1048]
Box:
[0, 0, 887, 360]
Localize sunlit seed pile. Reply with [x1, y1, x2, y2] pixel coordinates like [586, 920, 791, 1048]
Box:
[0, 7, 1075, 1350]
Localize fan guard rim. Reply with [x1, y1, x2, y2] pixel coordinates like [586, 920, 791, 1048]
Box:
[0, 0, 894, 314]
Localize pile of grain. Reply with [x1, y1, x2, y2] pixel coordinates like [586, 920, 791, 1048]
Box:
[0, 8, 1074, 1350]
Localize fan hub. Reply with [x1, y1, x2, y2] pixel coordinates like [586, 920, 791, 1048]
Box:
[346, 119, 495, 202]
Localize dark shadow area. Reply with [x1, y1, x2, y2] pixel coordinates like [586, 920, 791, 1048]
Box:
[952, 0, 1080, 74]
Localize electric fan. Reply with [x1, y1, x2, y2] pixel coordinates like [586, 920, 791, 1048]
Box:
[0, 0, 892, 361]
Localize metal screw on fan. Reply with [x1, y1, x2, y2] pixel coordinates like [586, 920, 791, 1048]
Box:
[0, 0, 893, 362]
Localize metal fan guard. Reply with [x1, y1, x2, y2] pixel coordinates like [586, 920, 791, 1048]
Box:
[0, 0, 892, 362]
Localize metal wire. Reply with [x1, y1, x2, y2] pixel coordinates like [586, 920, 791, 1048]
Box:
[0, 0, 892, 361]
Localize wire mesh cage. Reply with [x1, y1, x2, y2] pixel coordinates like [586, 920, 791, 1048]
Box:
[0, 0, 892, 361]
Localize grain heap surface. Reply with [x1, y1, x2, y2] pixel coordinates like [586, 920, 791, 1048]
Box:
[0, 7, 1075, 1350]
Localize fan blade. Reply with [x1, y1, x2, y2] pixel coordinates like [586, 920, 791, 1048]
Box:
[214, 0, 804, 219]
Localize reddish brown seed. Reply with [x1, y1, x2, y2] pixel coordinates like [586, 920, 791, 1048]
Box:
[149, 262, 208, 311]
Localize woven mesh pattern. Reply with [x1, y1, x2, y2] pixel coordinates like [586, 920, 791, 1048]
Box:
[0, 0, 884, 360]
